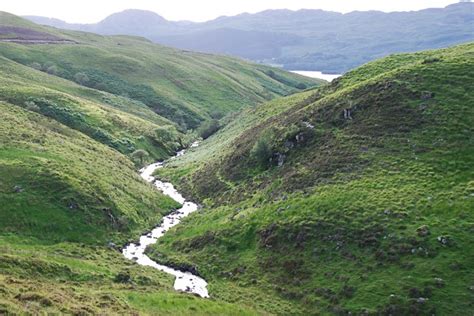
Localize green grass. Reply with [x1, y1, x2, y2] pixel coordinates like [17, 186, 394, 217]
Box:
[0, 11, 322, 162]
[0, 11, 322, 131]
[0, 12, 325, 314]
[0, 235, 262, 315]
[149, 43, 474, 314]
[0, 99, 264, 315]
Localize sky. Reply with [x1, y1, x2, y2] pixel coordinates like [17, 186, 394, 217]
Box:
[1, 0, 462, 23]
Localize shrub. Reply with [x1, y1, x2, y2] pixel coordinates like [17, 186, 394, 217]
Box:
[251, 136, 272, 168]
[267, 70, 276, 78]
[46, 65, 59, 75]
[296, 83, 307, 90]
[24, 101, 40, 112]
[131, 149, 149, 165]
[197, 119, 220, 139]
[29, 62, 42, 71]
[74, 72, 90, 85]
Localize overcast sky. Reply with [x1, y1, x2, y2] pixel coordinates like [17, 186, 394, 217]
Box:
[1, 0, 461, 23]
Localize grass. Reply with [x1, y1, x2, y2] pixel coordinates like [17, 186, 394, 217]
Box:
[149, 42, 474, 314]
[0, 99, 264, 315]
[0, 11, 322, 162]
[0, 235, 262, 315]
[0, 11, 322, 131]
[0, 12, 324, 314]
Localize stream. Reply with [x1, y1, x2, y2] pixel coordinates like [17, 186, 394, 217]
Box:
[122, 142, 209, 298]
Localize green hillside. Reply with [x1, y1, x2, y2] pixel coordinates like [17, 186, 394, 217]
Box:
[0, 11, 320, 161]
[0, 11, 320, 130]
[0, 12, 321, 314]
[151, 43, 474, 314]
[0, 89, 261, 316]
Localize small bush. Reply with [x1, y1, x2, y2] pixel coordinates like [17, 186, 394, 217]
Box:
[24, 101, 40, 112]
[296, 83, 307, 90]
[197, 119, 220, 139]
[46, 65, 59, 75]
[29, 62, 42, 71]
[131, 149, 149, 165]
[74, 72, 90, 85]
[251, 136, 272, 168]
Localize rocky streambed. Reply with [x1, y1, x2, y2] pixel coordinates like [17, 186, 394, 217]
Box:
[122, 142, 209, 298]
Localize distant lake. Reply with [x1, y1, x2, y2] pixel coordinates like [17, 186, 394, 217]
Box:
[290, 71, 341, 82]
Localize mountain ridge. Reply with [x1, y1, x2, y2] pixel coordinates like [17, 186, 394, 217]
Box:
[25, 3, 474, 72]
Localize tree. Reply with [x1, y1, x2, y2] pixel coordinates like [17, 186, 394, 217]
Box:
[131, 149, 149, 165]
[250, 136, 272, 168]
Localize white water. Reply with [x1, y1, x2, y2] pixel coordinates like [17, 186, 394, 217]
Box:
[122, 142, 209, 298]
[290, 70, 341, 82]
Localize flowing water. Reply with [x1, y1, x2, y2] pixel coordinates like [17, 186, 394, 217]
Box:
[122, 142, 209, 298]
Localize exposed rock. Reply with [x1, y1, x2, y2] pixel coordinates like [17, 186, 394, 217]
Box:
[421, 91, 435, 100]
[416, 225, 430, 237]
[68, 201, 78, 210]
[302, 121, 315, 129]
[13, 185, 23, 193]
[434, 277, 445, 288]
[272, 152, 286, 167]
[295, 133, 305, 143]
[437, 235, 453, 246]
[343, 108, 353, 120]
[284, 141, 294, 149]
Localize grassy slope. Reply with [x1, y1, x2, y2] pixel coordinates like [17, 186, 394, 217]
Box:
[0, 12, 322, 315]
[0, 56, 184, 161]
[0, 12, 321, 130]
[0, 93, 266, 315]
[151, 43, 474, 314]
[0, 11, 321, 162]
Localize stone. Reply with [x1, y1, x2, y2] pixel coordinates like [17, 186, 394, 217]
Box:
[295, 133, 305, 143]
[303, 121, 315, 129]
[437, 235, 453, 246]
[434, 277, 445, 288]
[284, 141, 294, 149]
[13, 185, 23, 193]
[273, 153, 285, 167]
[421, 91, 435, 100]
[416, 225, 430, 237]
[343, 108, 353, 120]
[416, 297, 428, 304]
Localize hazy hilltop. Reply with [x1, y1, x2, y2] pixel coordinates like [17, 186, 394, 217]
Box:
[26, 2, 474, 72]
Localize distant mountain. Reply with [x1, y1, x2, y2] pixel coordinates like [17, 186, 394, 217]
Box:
[26, 3, 474, 72]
